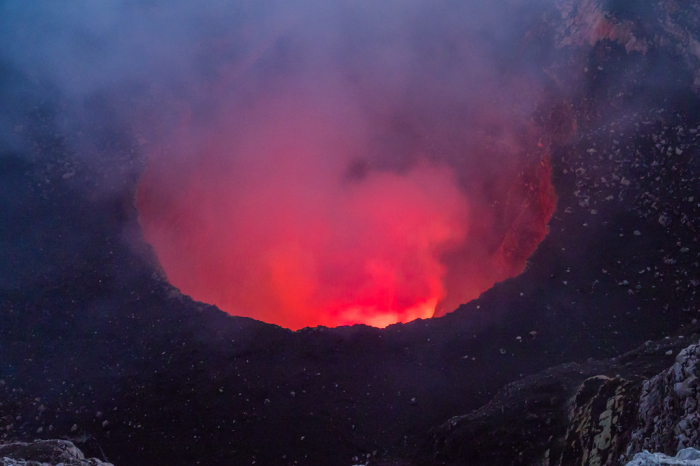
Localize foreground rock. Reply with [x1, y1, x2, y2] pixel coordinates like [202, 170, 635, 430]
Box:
[421, 336, 700, 465]
[626, 448, 700, 466]
[0, 440, 112, 466]
[624, 344, 700, 458]
[560, 340, 700, 465]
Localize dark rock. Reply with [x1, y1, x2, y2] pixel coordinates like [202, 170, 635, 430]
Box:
[659, 214, 673, 227]
[625, 448, 700, 466]
[623, 343, 700, 460]
[0, 440, 112, 466]
[558, 375, 638, 466]
[418, 336, 696, 466]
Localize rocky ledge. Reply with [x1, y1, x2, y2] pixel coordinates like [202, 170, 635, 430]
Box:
[421, 336, 700, 466]
[0, 440, 112, 466]
[627, 448, 700, 466]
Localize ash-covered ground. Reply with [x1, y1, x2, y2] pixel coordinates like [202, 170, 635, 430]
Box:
[1, 1, 700, 465]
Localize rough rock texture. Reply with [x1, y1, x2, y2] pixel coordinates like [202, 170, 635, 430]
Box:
[624, 345, 700, 460]
[0, 440, 111, 466]
[555, 0, 649, 53]
[419, 335, 696, 466]
[558, 376, 637, 466]
[422, 340, 700, 466]
[625, 448, 700, 466]
[555, 0, 700, 89]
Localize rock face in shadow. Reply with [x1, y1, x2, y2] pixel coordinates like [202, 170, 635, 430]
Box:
[422, 338, 700, 466]
[420, 335, 696, 466]
[0, 0, 699, 465]
[0, 440, 112, 466]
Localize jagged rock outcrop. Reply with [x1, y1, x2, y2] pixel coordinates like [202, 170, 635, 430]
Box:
[420, 337, 700, 466]
[625, 448, 700, 466]
[554, 0, 700, 90]
[558, 376, 638, 466]
[623, 344, 700, 460]
[555, 0, 649, 53]
[0, 440, 112, 466]
[532, 341, 700, 465]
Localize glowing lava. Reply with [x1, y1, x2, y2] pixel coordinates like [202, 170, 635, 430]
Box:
[136, 82, 556, 330]
[136, 88, 475, 329]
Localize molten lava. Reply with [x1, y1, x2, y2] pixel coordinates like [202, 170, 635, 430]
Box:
[136, 83, 556, 330]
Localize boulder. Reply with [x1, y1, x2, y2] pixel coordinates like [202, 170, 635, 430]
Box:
[0, 440, 112, 466]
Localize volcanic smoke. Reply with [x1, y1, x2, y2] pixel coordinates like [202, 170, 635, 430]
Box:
[137, 91, 555, 329]
[135, 2, 557, 330]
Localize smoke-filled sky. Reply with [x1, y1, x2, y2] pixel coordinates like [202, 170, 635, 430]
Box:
[1, 0, 557, 329]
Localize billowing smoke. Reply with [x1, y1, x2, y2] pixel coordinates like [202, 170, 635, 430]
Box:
[1, 0, 557, 329]
[137, 84, 471, 329]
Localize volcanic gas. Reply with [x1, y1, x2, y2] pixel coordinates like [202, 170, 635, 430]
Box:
[135, 3, 557, 330]
[136, 94, 555, 329]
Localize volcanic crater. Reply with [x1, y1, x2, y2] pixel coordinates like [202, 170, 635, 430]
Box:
[1, 0, 700, 465]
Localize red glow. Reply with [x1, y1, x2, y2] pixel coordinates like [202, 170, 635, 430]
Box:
[432, 154, 557, 317]
[136, 87, 556, 330]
